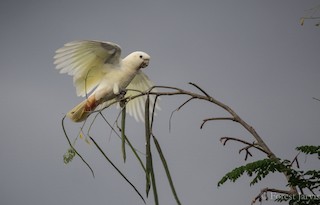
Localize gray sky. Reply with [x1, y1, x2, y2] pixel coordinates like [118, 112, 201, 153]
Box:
[0, 1, 319, 205]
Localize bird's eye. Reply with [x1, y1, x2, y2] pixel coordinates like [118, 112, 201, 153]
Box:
[139, 55, 143, 59]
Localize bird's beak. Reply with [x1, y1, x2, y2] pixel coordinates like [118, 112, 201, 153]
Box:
[140, 59, 149, 68]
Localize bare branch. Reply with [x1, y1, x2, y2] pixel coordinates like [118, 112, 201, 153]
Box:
[290, 152, 300, 168]
[188, 82, 211, 98]
[201, 117, 235, 129]
[220, 136, 269, 156]
[82, 83, 298, 195]
[169, 97, 195, 132]
[239, 145, 253, 161]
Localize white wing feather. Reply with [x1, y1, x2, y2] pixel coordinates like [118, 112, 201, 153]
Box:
[124, 71, 160, 122]
[54, 40, 121, 97]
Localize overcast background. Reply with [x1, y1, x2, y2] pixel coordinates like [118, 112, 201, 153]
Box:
[0, 1, 319, 205]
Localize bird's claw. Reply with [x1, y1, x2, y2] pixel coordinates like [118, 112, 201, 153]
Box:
[118, 89, 127, 99]
[118, 89, 127, 107]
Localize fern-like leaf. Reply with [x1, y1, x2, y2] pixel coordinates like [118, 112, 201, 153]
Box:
[296, 145, 320, 159]
[218, 158, 287, 187]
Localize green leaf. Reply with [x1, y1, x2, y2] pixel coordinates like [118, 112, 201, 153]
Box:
[63, 147, 76, 164]
[296, 145, 320, 159]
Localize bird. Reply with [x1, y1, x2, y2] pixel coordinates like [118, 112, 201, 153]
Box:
[54, 40, 159, 122]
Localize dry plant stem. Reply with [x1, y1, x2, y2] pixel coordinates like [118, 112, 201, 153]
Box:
[169, 97, 195, 132]
[146, 84, 275, 157]
[201, 117, 235, 129]
[220, 137, 268, 155]
[290, 152, 300, 168]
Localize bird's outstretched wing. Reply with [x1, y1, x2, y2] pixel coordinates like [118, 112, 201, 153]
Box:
[124, 71, 160, 122]
[54, 40, 121, 97]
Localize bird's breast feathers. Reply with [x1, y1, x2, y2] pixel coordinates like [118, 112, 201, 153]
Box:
[94, 68, 137, 100]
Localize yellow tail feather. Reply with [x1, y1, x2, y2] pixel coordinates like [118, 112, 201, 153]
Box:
[66, 100, 90, 122]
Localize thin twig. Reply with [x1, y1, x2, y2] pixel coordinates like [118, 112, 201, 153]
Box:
[220, 137, 269, 155]
[201, 117, 235, 129]
[290, 152, 300, 168]
[98, 111, 146, 171]
[239, 145, 253, 161]
[90, 137, 146, 204]
[169, 97, 195, 132]
[188, 82, 211, 98]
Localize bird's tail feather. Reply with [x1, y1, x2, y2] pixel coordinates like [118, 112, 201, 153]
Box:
[66, 99, 89, 122]
[66, 95, 97, 122]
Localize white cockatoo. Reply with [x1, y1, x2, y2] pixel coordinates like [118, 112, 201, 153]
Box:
[54, 40, 158, 122]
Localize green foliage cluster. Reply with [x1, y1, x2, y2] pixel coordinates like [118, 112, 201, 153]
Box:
[296, 145, 320, 159]
[218, 145, 320, 205]
[218, 158, 286, 187]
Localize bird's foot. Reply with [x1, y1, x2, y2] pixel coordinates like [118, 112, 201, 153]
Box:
[117, 89, 127, 99]
[118, 89, 127, 108]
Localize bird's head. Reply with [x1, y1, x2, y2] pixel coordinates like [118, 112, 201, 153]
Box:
[124, 51, 151, 71]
